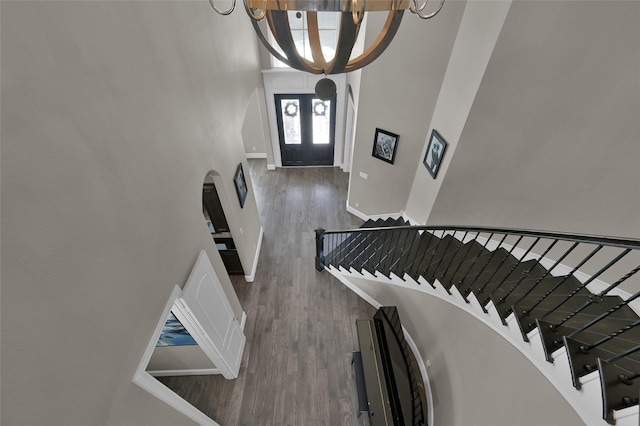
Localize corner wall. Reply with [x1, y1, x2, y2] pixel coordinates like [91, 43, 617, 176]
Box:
[1, 2, 262, 425]
[347, 2, 466, 216]
[426, 1, 640, 239]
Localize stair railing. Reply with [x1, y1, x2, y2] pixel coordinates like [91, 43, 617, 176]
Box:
[316, 224, 640, 424]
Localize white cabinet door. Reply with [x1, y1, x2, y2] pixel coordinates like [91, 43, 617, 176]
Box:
[178, 250, 246, 379]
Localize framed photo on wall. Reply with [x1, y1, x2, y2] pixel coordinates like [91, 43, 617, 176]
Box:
[372, 128, 399, 164]
[233, 163, 248, 208]
[423, 129, 448, 179]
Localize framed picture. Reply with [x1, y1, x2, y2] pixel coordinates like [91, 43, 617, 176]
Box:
[233, 163, 248, 208]
[423, 129, 448, 178]
[372, 128, 399, 164]
[156, 312, 197, 347]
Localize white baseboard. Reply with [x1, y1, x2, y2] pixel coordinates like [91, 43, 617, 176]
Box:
[245, 153, 267, 159]
[344, 204, 405, 224]
[147, 368, 221, 377]
[345, 203, 369, 221]
[244, 226, 264, 283]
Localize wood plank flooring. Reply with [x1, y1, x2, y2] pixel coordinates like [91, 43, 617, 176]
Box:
[158, 160, 375, 426]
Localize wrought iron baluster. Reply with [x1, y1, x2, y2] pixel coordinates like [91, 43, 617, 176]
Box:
[566, 289, 640, 338]
[493, 237, 541, 303]
[510, 239, 563, 306]
[578, 319, 640, 353]
[391, 230, 419, 276]
[461, 233, 508, 290]
[440, 231, 469, 280]
[478, 235, 524, 293]
[539, 248, 631, 321]
[515, 241, 579, 314]
[315, 228, 325, 271]
[448, 232, 481, 285]
[523, 244, 603, 315]
[426, 230, 457, 281]
[406, 230, 437, 277]
[606, 344, 640, 363]
[551, 264, 640, 328]
[456, 232, 494, 288]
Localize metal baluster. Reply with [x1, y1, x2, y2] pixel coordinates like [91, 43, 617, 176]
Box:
[361, 229, 386, 272]
[551, 264, 640, 328]
[539, 248, 631, 321]
[440, 231, 469, 281]
[478, 235, 524, 293]
[492, 237, 541, 303]
[315, 228, 325, 271]
[456, 232, 494, 287]
[426, 230, 457, 281]
[390, 230, 419, 278]
[448, 232, 481, 285]
[607, 344, 640, 363]
[577, 319, 640, 353]
[510, 239, 563, 306]
[515, 241, 579, 314]
[566, 289, 640, 338]
[406, 230, 437, 278]
[461, 233, 508, 295]
[523, 244, 602, 315]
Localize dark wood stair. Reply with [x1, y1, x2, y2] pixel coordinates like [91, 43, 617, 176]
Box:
[317, 222, 640, 425]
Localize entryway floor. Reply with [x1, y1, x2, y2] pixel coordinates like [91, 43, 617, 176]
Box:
[158, 160, 374, 426]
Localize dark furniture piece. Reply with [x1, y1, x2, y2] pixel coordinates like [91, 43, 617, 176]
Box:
[354, 306, 426, 426]
[203, 184, 244, 275]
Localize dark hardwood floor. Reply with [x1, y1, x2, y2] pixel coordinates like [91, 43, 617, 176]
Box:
[158, 160, 375, 426]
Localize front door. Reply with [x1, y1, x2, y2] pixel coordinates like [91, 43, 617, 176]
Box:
[275, 94, 336, 166]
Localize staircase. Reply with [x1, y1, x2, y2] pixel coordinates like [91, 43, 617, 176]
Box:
[315, 218, 640, 425]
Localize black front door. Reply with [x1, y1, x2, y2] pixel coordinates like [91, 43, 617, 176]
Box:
[275, 94, 336, 166]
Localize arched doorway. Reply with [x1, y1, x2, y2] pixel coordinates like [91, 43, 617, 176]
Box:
[202, 171, 244, 275]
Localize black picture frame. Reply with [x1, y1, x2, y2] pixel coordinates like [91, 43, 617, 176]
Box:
[372, 128, 399, 164]
[423, 129, 448, 179]
[233, 163, 248, 208]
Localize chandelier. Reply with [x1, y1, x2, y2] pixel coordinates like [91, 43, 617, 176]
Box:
[209, 0, 444, 98]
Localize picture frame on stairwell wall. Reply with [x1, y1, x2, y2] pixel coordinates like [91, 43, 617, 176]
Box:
[233, 163, 248, 208]
[423, 129, 448, 179]
[372, 128, 399, 164]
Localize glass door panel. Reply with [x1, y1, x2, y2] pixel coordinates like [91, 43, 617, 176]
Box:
[311, 99, 331, 145]
[280, 99, 302, 145]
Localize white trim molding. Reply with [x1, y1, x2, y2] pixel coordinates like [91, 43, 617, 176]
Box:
[246, 153, 267, 159]
[133, 286, 220, 426]
[147, 368, 221, 377]
[244, 226, 264, 282]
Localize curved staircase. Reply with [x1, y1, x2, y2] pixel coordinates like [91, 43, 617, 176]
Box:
[315, 218, 640, 425]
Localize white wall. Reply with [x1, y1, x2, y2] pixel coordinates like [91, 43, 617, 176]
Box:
[1, 1, 262, 425]
[347, 2, 466, 217]
[242, 87, 271, 160]
[404, 0, 512, 224]
[426, 1, 640, 241]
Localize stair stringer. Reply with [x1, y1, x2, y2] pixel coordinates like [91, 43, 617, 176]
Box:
[326, 265, 640, 426]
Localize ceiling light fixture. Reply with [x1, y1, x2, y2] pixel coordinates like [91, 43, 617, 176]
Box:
[209, 0, 444, 99]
